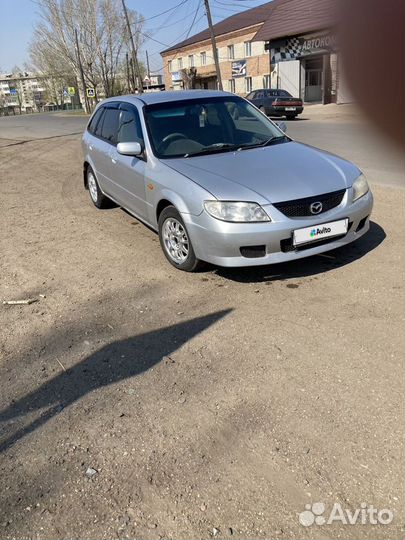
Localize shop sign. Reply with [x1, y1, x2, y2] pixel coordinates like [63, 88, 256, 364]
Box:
[232, 59, 247, 77]
[271, 32, 338, 63]
[171, 71, 182, 82]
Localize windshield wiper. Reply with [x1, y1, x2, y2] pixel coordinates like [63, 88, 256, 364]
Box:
[237, 135, 288, 151]
[184, 143, 238, 158]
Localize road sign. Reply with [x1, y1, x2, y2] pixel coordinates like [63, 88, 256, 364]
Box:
[86, 87, 95, 98]
[67, 87, 75, 96]
[63, 88, 69, 98]
[143, 75, 150, 83]
[9, 88, 17, 95]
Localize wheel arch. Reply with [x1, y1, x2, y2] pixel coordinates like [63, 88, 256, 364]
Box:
[83, 161, 90, 189]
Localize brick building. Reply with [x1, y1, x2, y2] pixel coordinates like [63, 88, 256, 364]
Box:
[161, 0, 352, 104]
[161, 3, 273, 95]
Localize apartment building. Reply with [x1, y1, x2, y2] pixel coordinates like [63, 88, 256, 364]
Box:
[161, 0, 351, 104]
[0, 72, 48, 113]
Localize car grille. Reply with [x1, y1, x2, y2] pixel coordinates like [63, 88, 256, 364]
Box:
[273, 189, 346, 218]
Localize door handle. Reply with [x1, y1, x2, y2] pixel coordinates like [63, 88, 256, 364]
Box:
[111, 157, 117, 164]
[89, 145, 93, 151]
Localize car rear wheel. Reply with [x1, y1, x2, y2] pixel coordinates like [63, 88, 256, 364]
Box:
[158, 206, 202, 272]
[87, 167, 109, 209]
[259, 106, 267, 115]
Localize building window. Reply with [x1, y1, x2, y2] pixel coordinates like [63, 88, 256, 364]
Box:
[168, 60, 173, 72]
[244, 41, 252, 57]
[229, 79, 235, 93]
[227, 44, 235, 60]
[263, 74, 271, 89]
[178, 58, 183, 69]
[245, 77, 252, 93]
[200, 52, 206, 66]
[188, 55, 194, 67]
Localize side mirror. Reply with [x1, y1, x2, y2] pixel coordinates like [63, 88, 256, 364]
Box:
[277, 121, 287, 133]
[117, 141, 143, 156]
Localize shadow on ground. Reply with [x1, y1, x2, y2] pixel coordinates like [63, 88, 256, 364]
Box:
[0, 310, 231, 453]
[215, 221, 386, 283]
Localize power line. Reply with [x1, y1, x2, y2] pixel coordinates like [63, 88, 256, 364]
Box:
[142, 0, 190, 21]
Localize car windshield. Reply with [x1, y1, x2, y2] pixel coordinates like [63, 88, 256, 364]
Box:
[144, 96, 287, 158]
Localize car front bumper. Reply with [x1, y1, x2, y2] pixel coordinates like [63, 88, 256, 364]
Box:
[182, 190, 373, 267]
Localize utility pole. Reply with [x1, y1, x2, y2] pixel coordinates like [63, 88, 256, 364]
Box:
[130, 56, 136, 90]
[146, 50, 151, 79]
[203, 0, 223, 90]
[125, 52, 131, 93]
[74, 28, 90, 112]
[145, 50, 151, 90]
[121, 0, 143, 93]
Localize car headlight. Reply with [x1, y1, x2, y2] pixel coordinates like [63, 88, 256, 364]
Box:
[204, 201, 271, 222]
[352, 174, 369, 202]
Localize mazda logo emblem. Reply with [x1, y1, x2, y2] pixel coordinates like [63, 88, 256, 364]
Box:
[310, 201, 323, 215]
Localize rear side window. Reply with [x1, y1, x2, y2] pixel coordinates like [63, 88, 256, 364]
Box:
[100, 108, 120, 144]
[277, 90, 292, 97]
[87, 107, 104, 134]
[94, 108, 105, 137]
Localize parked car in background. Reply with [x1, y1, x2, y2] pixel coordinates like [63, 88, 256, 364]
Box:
[82, 90, 372, 272]
[246, 89, 304, 119]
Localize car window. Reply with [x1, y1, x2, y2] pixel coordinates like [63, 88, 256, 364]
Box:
[277, 90, 292, 97]
[246, 91, 255, 100]
[100, 107, 120, 144]
[265, 90, 278, 97]
[88, 107, 104, 134]
[255, 91, 264, 99]
[144, 96, 284, 158]
[94, 108, 105, 137]
[117, 106, 144, 145]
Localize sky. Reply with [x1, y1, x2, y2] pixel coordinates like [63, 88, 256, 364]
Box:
[0, 0, 268, 74]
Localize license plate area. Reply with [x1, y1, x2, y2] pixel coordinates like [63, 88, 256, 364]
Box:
[293, 218, 349, 247]
[285, 107, 296, 111]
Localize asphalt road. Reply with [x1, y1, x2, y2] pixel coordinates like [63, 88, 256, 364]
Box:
[0, 105, 404, 540]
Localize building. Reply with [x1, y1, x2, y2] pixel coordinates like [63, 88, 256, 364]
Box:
[0, 72, 74, 114]
[161, 4, 272, 95]
[143, 73, 165, 92]
[161, 0, 352, 104]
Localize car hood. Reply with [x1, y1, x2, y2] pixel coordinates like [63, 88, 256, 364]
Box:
[164, 142, 360, 204]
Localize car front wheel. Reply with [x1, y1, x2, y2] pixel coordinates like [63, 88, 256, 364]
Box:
[158, 206, 202, 272]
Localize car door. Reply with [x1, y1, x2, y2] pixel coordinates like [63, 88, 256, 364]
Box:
[249, 91, 262, 108]
[95, 104, 123, 202]
[86, 106, 112, 192]
[108, 102, 148, 219]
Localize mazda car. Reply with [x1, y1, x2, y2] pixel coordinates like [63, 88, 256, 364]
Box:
[82, 90, 373, 271]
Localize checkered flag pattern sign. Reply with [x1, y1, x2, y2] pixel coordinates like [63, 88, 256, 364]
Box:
[271, 37, 303, 63]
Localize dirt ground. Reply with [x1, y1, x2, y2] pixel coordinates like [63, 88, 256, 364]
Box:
[0, 114, 404, 539]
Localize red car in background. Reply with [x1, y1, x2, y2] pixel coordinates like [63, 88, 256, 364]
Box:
[246, 89, 304, 120]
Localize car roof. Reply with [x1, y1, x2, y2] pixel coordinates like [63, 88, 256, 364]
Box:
[101, 90, 236, 107]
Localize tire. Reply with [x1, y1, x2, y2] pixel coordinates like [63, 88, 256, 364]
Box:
[259, 106, 267, 115]
[86, 166, 110, 209]
[286, 114, 297, 120]
[158, 206, 202, 272]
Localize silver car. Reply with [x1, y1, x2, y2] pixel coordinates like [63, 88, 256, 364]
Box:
[82, 90, 373, 271]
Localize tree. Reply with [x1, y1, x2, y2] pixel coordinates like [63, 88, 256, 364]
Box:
[29, 0, 145, 112]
